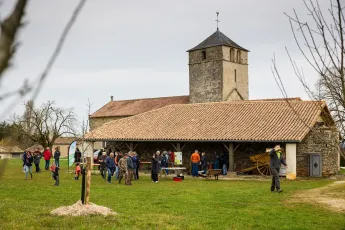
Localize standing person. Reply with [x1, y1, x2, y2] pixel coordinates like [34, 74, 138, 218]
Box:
[105, 152, 115, 183]
[52, 164, 59, 186]
[220, 152, 229, 175]
[22, 151, 27, 171]
[74, 163, 81, 180]
[156, 151, 162, 172]
[114, 152, 119, 180]
[161, 151, 168, 175]
[118, 153, 128, 184]
[24, 152, 33, 179]
[151, 152, 160, 183]
[135, 152, 140, 180]
[54, 146, 61, 168]
[201, 152, 207, 174]
[168, 150, 175, 167]
[43, 147, 51, 170]
[213, 153, 220, 169]
[106, 148, 112, 156]
[33, 150, 41, 173]
[74, 148, 82, 163]
[130, 152, 138, 180]
[126, 152, 134, 185]
[50, 161, 56, 178]
[269, 145, 288, 193]
[190, 150, 201, 177]
[98, 151, 107, 180]
[114, 151, 123, 180]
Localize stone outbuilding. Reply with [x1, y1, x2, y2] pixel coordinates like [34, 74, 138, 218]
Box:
[85, 100, 340, 178]
[0, 146, 23, 159]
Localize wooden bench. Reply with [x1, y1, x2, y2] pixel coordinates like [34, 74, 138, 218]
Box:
[206, 169, 222, 180]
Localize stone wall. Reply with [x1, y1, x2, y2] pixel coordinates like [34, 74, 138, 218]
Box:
[189, 46, 224, 104]
[188, 45, 249, 104]
[222, 46, 249, 100]
[296, 126, 339, 177]
[89, 116, 129, 131]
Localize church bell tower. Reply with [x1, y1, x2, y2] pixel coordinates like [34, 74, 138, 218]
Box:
[187, 14, 249, 104]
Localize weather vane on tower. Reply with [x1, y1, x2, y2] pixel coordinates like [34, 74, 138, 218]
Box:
[216, 12, 220, 31]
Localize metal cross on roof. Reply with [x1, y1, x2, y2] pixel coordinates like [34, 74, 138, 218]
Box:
[216, 12, 220, 31]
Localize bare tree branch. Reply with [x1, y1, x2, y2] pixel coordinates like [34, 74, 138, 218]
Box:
[15, 101, 78, 150]
[0, 0, 27, 79]
[0, 0, 87, 119]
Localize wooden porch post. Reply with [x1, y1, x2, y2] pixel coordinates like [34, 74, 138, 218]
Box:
[228, 143, 234, 172]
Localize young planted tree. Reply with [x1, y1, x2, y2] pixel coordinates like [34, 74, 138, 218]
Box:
[271, 0, 345, 160]
[16, 101, 77, 150]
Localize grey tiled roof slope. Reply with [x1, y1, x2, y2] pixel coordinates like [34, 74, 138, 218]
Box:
[187, 30, 249, 52]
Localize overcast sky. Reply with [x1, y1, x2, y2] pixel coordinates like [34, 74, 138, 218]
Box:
[0, 0, 328, 126]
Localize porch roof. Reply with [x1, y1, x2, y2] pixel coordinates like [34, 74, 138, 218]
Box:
[85, 100, 332, 142]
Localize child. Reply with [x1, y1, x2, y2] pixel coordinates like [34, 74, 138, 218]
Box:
[53, 165, 59, 186]
[75, 163, 81, 180]
[50, 162, 56, 178]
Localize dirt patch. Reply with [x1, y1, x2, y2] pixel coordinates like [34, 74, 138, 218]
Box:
[291, 181, 345, 213]
[50, 201, 117, 216]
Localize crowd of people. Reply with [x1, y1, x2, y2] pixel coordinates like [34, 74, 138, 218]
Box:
[96, 150, 139, 186]
[21, 146, 62, 185]
[190, 150, 230, 177]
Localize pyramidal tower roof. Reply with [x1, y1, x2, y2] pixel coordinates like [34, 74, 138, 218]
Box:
[187, 29, 249, 52]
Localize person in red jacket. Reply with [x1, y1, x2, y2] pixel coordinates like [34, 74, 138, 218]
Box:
[168, 150, 175, 167]
[43, 147, 52, 170]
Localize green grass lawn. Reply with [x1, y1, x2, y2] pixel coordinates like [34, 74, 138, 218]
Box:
[0, 160, 344, 230]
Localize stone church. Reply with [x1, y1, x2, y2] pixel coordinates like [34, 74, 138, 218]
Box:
[87, 29, 340, 178]
[89, 29, 249, 130]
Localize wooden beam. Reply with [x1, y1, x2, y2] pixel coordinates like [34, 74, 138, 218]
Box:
[133, 143, 139, 150]
[171, 143, 177, 151]
[222, 143, 230, 151]
[233, 144, 240, 153]
[125, 143, 130, 150]
[180, 143, 186, 151]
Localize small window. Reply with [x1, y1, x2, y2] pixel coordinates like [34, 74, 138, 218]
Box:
[230, 48, 235, 62]
[202, 50, 206, 60]
[237, 50, 241, 63]
[234, 69, 237, 82]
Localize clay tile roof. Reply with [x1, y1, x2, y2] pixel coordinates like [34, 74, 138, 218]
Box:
[54, 137, 79, 145]
[85, 100, 330, 142]
[0, 146, 23, 153]
[90, 95, 189, 118]
[26, 144, 44, 152]
[250, 97, 302, 101]
[187, 30, 249, 52]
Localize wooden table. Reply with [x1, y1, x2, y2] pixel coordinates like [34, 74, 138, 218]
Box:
[139, 161, 151, 170]
[160, 167, 187, 177]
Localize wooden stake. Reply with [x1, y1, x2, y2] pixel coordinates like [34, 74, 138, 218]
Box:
[85, 157, 92, 204]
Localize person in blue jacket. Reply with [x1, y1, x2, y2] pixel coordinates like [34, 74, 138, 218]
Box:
[105, 152, 115, 183]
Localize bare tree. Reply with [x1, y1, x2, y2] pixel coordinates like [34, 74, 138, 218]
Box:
[15, 101, 78, 150]
[271, 0, 345, 161]
[0, 0, 27, 79]
[283, 0, 344, 134]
